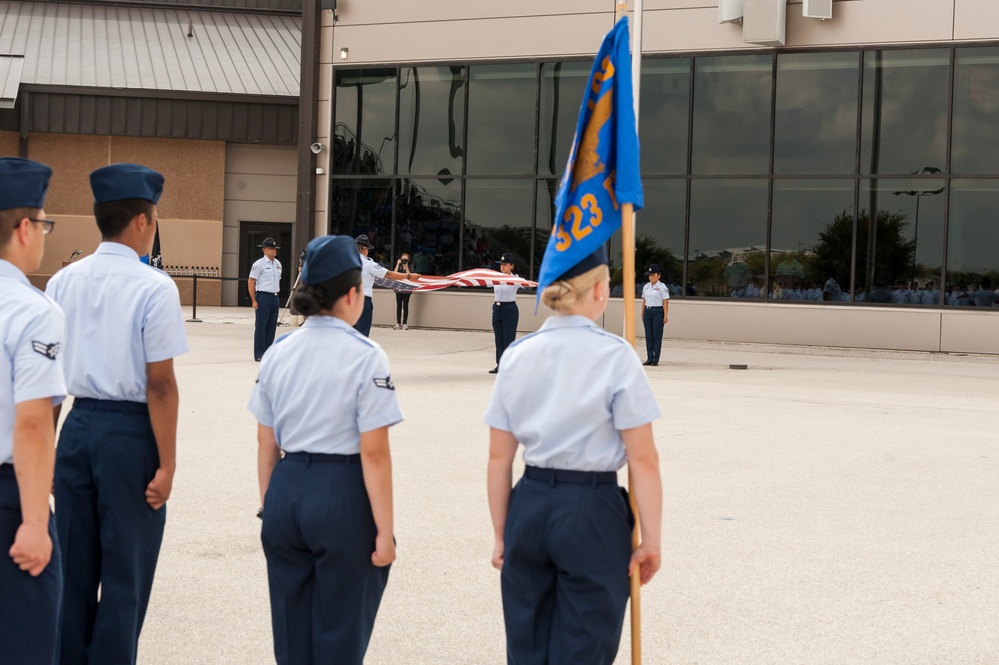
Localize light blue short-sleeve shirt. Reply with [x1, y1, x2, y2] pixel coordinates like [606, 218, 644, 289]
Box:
[483, 315, 661, 472]
[1, 260, 67, 465]
[248, 316, 403, 454]
[360, 255, 388, 297]
[249, 256, 282, 293]
[45, 242, 189, 401]
[642, 281, 670, 307]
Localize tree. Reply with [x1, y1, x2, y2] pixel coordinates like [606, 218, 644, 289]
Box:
[810, 208, 915, 288]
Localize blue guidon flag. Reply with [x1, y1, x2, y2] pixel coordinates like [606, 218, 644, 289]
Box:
[537, 16, 643, 295]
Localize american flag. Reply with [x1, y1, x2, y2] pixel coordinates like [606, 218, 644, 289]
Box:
[374, 269, 537, 293]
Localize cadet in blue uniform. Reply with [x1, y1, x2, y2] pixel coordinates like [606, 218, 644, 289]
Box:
[0, 158, 66, 665]
[248, 237, 283, 361]
[250, 235, 402, 665]
[354, 234, 420, 337]
[489, 252, 523, 374]
[641, 263, 670, 366]
[484, 248, 663, 665]
[46, 163, 189, 665]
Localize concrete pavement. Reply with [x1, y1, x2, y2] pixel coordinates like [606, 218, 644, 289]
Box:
[130, 307, 998, 664]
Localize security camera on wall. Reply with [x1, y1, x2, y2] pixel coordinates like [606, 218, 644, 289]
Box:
[310, 142, 325, 154]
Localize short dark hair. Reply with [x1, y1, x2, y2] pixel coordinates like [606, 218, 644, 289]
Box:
[291, 268, 362, 317]
[0, 207, 40, 249]
[93, 198, 155, 239]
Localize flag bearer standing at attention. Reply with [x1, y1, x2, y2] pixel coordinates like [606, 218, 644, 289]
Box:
[0, 157, 66, 665]
[250, 235, 401, 665]
[46, 163, 189, 665]
[484, 248, 663, 664]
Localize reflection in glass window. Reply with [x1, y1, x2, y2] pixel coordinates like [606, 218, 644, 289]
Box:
[861, 50, 949, 176]
[534, 179, 558, 280]
[688, 179, 768, 297]
[333, 69, 397, 176]
[609, 179, 685, 296]
[640, 58, 690, 176]
[539, 62, 591, 177]
[771, 180, 855, 302]
[947, 181, 999, 308]
[329, 180, 394, 263]
[397, 179, 462, 276]
[467, 64, 537, 175]
[466, 180, 535, 278]
[775, 53, 859, 175]
[691, 55, 772, 175]
[952, 47, 999, 174]
[854, 180, 944, 305]
[399, 66, 466, 178]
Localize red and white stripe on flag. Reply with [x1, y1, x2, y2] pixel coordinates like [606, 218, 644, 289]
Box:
[374, 269, 537, 293]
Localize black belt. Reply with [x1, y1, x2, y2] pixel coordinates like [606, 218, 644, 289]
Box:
[645, 305, 663, 309]
[256, 291, 279, 296]
[73, 398, 149, 415]
[0, 463, 13, 478]
[524, 465, 617, 486]
[494, 301, 516, 305]
[283, 452, 360, 464]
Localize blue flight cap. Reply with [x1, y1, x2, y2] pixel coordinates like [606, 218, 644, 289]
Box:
[552, 245, 608, 283]
[0, 158, 52, 211]
[300, 235, 363, 285]
[90, 163, 164, 204]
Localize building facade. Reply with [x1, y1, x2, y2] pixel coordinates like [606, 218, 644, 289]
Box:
[316, 0, 999, 353]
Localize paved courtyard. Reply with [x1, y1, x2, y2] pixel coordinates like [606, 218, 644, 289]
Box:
[129, 307, 998, 664]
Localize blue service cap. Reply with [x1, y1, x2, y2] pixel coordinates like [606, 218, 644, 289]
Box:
[90, 163, 164, 204]
[0, 158, 52, 211]
[300, 235, 363, 285]
[553, 245, 608, 282]
[498, 252, 515, 264]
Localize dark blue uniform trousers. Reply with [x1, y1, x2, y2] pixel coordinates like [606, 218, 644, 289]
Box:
[0, 465, 63, 665]
[501, 471, 634, 665]
[642, 306, 665, 364]
[492, 302, 519, 365]
[255, 291, 280, 359]
[354, 296, 374, 337]
[54, 399, 165, 665]
[261, 453, 390, 665]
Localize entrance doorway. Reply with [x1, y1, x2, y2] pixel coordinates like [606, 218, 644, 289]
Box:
[239, 222, 294, 307]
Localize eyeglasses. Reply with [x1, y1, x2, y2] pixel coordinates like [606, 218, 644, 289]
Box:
[24, 218, 56, 235]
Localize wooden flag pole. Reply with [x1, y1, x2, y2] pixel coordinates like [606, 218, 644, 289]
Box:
[616, 1, 644, 663]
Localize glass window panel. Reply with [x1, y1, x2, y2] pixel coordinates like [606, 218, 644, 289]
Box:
[952, 47, 999, 174]
[853, 179, 945, 306]
[860, 50, 949, 176]
[399, 66, 466, 178]
[691, 55, 772, 175]
[771, 180, 855, 302]
[467, 64, 537, 175]
[333, 69, 397, 176]
[640, 58, 691, 175]
[397, 178, 463, 276]
[688, 179, 768, 297]
[775, 52, 859, 175]
[946, 180, 999, 307]
[608, 179, 685, 296]
[539, 61, 591, 177]
[534, 179, 559, 280]
[466, 179, 535, 277]
[329, 179, 395, 263]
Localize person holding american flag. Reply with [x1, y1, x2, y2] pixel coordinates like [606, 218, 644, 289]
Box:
[489, 252, 524, 374]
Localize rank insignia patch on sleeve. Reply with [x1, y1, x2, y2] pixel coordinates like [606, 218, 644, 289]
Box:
[373, 376, 395, 390]
[31, 341, 60, 360]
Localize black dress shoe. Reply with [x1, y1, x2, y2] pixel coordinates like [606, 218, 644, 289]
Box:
[488, 367, 498, 374]
[254, 357, 261, 362]
[649, 361, 658, 366]
[642, 360, 652, 366]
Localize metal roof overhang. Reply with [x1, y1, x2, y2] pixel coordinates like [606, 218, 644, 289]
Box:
[0, 53, 23, 108]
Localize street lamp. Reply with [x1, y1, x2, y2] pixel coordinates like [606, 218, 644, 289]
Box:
[893, 166, 944, 285]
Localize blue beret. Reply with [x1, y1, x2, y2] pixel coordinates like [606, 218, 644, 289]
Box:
[90, 163, 164, 204]
[0, 158, 52, 211]
[301, 235, 363, 285]
[554, 246, 608, 282]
